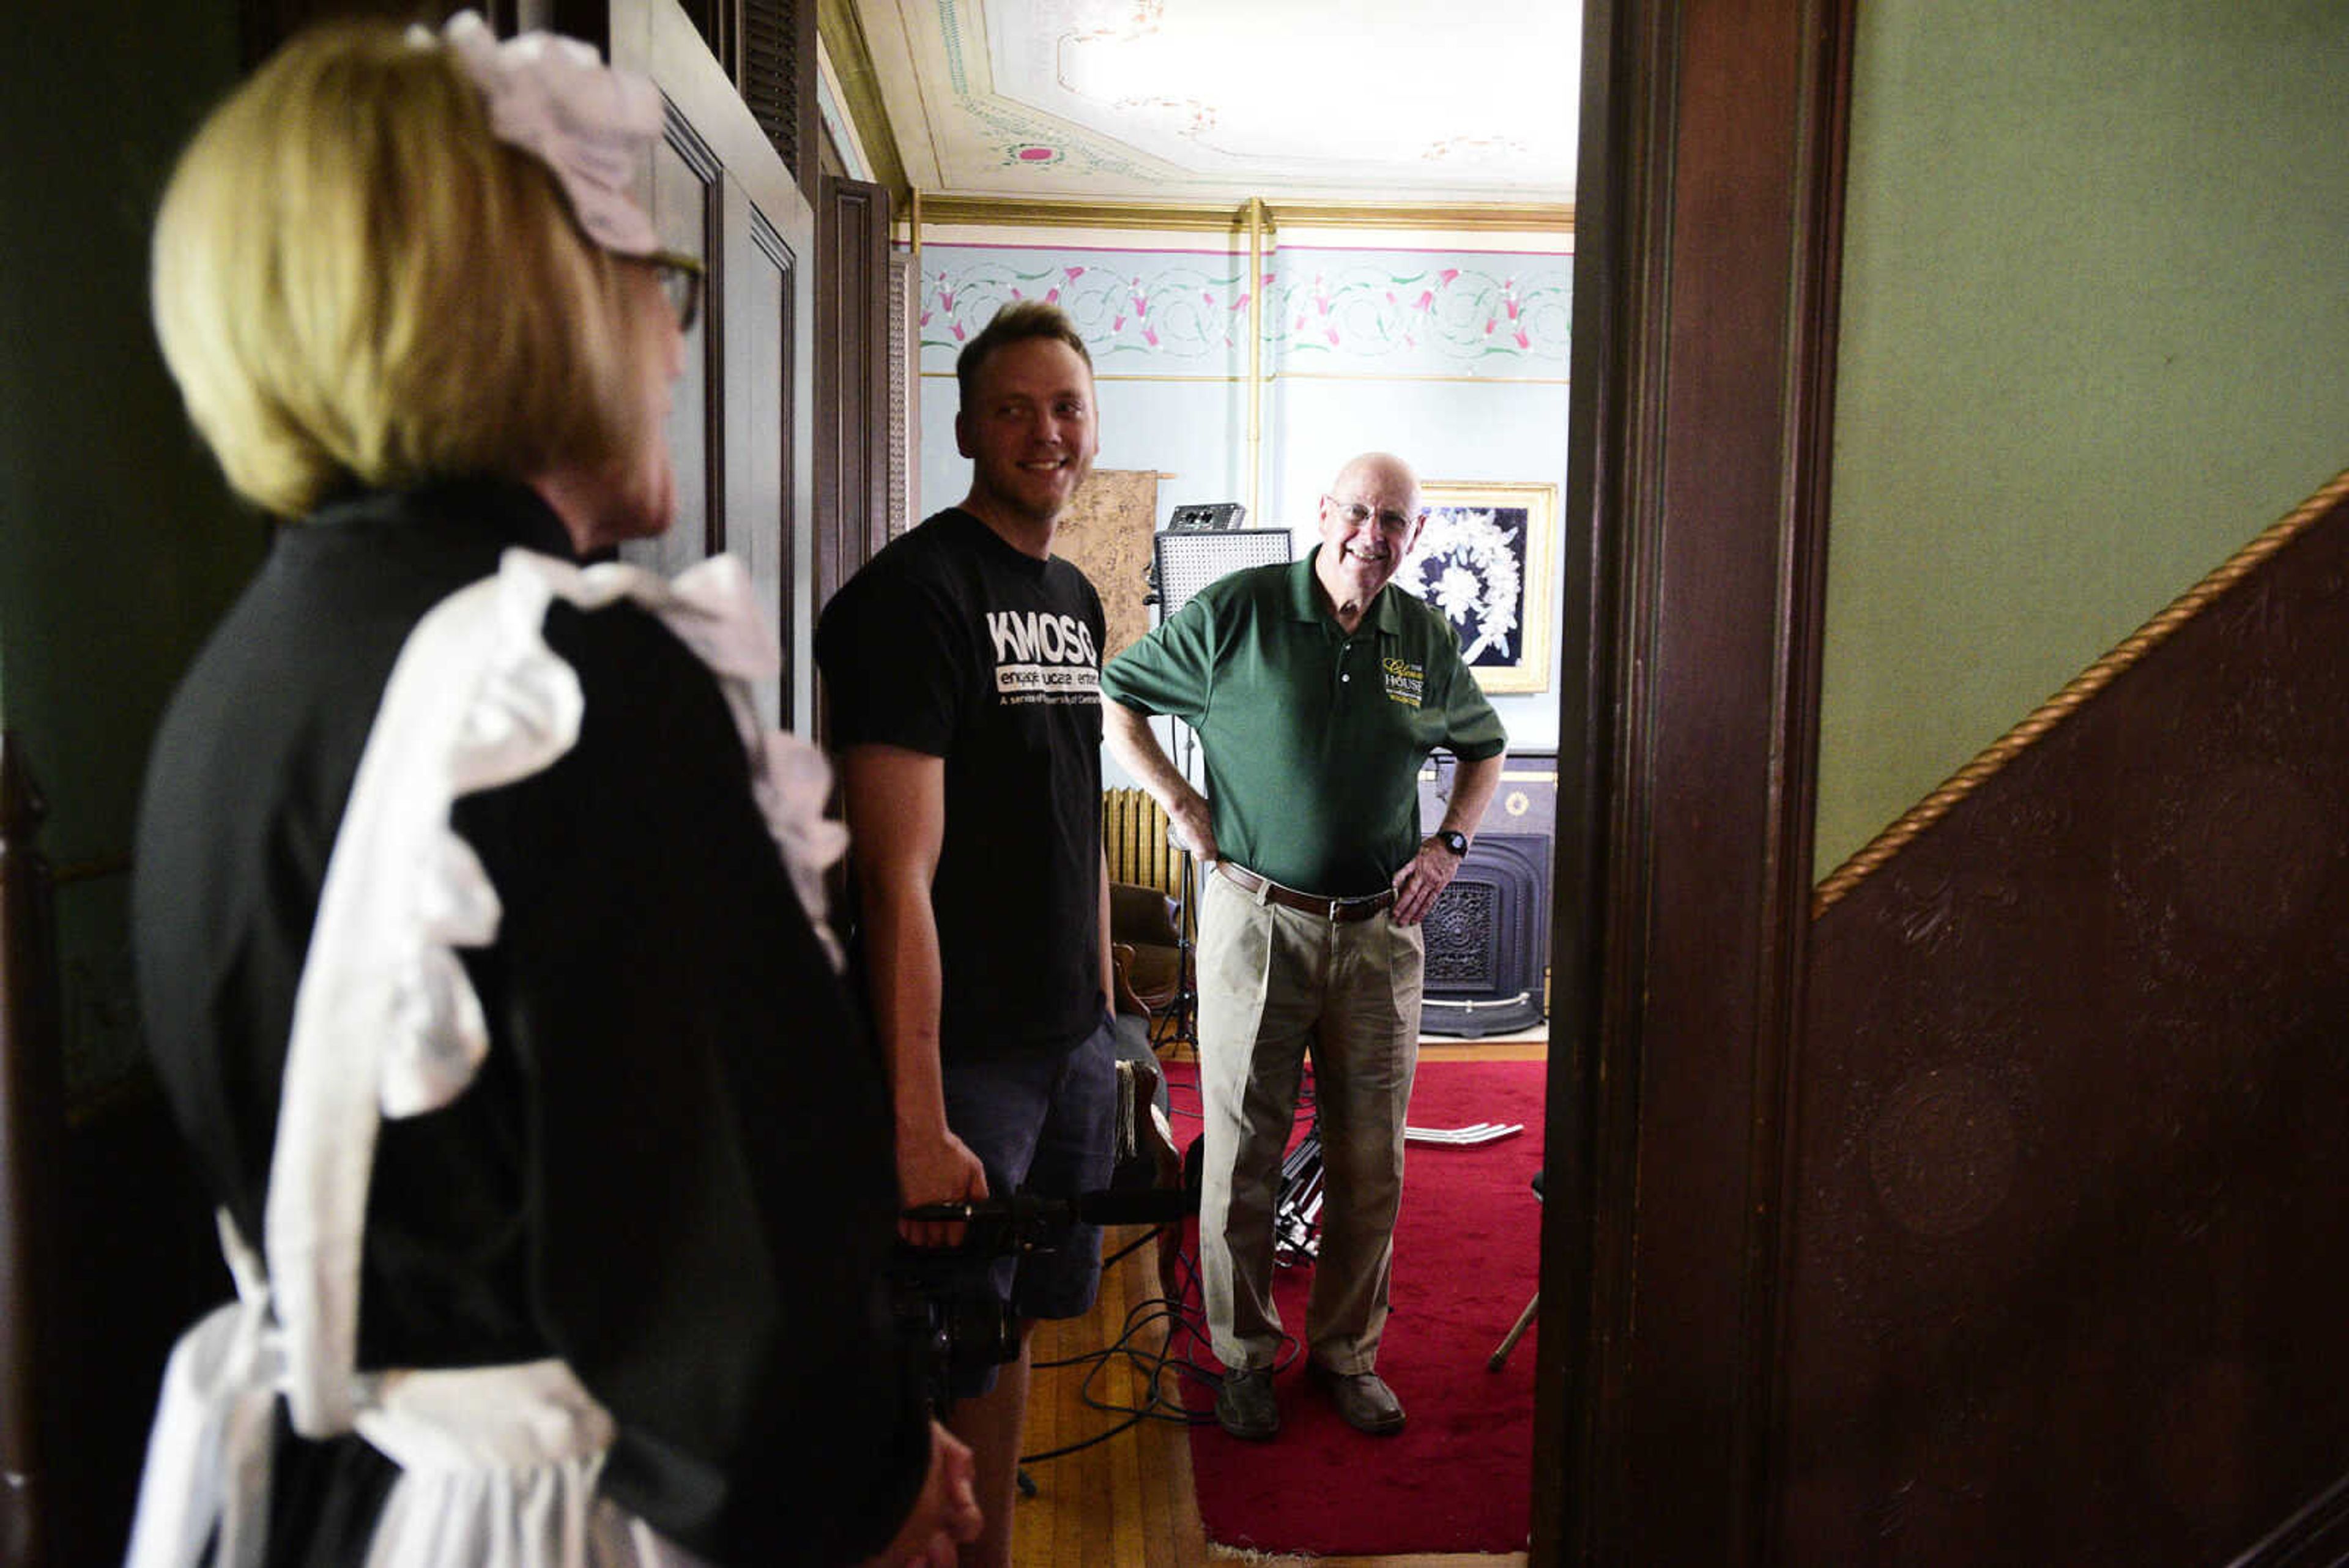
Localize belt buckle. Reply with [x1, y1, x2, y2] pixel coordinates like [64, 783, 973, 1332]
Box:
[1326, 896, 1344, 921]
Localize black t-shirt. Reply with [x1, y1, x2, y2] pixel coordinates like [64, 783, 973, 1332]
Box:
[815, 507, 1106, 1061]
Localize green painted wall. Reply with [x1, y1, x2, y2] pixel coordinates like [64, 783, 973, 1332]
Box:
[0, 7, 262, 1094]
[1817, 0, 2349, 877]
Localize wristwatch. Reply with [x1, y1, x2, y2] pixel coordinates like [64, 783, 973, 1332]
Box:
[1431, 828, 1469, 857]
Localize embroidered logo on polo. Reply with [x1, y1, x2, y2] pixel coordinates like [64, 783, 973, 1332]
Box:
[1382, 656, 1425, 708]
[987, 610, 1100, 705]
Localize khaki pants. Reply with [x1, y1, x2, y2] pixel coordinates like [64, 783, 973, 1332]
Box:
[1195, 868, 1424, 1374]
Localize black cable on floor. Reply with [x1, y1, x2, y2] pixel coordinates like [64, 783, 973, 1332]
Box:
[1020, 1239, 1303, 1466]
[1015, 1071, 1318, 1465]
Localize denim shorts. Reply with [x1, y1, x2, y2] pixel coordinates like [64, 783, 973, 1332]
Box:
[937, 1010, 1119, 1394]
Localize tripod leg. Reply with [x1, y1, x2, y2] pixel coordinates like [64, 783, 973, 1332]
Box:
[1488, 1290, 1539, 1372]
[1174, 849, 1199, 1049]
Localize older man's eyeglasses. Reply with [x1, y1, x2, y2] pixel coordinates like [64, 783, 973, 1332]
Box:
[647, 250, 704, 333]
[1324, 497, 1418, 532]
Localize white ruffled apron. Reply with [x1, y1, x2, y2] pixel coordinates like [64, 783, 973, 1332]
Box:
[124, 549, 845, 1568]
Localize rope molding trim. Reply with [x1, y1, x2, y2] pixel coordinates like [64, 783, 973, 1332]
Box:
[1812, 464, 2349, 918]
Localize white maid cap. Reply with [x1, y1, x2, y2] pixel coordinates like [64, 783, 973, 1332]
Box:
[412, 10, 664, 259]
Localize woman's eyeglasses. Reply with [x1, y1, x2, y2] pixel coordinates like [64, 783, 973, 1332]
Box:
[647, 250, 704, 333]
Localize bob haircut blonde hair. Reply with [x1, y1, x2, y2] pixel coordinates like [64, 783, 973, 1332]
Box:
[151, 19, 655, 518]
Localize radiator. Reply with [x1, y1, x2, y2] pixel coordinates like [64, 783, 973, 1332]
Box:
[1102, 787, 1181, 897]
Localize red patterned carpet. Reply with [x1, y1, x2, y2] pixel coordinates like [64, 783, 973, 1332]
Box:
[1159, 1057, 1545, 1556]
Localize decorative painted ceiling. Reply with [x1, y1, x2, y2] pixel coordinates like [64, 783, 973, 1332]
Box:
[844, 0, 1579, 210]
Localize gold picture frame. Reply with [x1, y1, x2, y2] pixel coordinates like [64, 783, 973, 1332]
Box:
[1398, 480, 1556, 694]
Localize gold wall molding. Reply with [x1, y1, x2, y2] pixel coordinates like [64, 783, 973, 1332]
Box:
[816, 0, 907, 198]
[1275, 371, 1573, 387]
[918, 369, 1571, 388]
[918, 370, 1242, 384]
[910, 195, 1572, 235]
[1813, 464, 2349, 917]
[1246, 197, 1269, 523]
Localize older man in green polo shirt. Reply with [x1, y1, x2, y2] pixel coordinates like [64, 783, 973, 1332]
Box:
[1101, 451, 1507, 1441]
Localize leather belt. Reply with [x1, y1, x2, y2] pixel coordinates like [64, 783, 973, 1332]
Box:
[1215, 861, 1396, 923]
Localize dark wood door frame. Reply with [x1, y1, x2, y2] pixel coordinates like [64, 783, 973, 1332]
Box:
[1535, 0, 1855, 1561]
[0, 740, 63, 1568]
[812, 174, 894, 618]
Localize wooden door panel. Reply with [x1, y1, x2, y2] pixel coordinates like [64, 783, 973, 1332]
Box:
[725, 187, 796, 731]
[814, 175, 892, 614]
[624, 107, 721, 581]
[610, 0, 814, 729]
[1551, 0, 1847, 1559]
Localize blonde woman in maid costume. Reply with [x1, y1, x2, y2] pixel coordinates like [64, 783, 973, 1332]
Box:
[125, 15, 978, 1567]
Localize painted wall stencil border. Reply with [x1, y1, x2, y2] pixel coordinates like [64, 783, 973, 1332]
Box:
[918, 245, 1572, 377]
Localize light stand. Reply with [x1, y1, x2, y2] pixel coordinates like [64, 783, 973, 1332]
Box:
[1167, 723, 1201, 1051]
[1139, 519, 1291, 1054]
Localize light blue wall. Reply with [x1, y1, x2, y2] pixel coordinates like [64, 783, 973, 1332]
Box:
[916, 236, 1571, 756]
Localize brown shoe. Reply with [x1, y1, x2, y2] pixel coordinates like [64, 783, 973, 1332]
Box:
[1308, 1362, 1405, 1435]
[1214, 1366, 1280, 1441]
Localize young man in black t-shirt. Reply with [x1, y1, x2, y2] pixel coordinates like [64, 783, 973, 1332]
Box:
[815, 300, 1116, 1568]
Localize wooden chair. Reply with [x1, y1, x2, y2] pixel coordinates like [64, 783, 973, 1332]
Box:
[1102, 789, 1197, 1049]
[1108, 879, 1183, 1021]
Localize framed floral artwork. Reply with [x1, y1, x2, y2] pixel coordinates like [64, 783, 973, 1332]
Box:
[1395, 480, 1556, 694]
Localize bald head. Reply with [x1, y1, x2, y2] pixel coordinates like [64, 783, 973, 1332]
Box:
[1330, 452, 1421, 513]
[1313, 450, 1427, 630]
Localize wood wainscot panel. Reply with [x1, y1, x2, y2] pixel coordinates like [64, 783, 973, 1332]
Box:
[1787, 484, 2349, 1566]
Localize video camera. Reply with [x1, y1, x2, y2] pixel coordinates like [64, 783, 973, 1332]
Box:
[889, 1031, 1197, 1408]
[889, 1178, 1195, 1410]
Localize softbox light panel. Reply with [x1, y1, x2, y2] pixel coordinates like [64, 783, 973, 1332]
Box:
[1152, 528, 1292, 617]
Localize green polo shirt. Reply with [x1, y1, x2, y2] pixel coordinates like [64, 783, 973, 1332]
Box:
[1102, 546, 1507, 897]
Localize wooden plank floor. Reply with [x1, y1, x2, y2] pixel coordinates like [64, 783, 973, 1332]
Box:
[1008, 1037, 1540, 1568]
